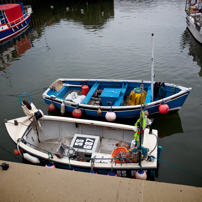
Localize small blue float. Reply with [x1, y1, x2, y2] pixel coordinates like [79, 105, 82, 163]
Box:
[88, 170, 97, 174]
[107, 171, 117, 177]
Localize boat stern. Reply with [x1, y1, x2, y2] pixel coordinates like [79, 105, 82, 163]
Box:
[5, 116, 31, 143]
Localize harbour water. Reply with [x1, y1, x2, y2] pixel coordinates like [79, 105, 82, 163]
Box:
[0, 0, 202, 187]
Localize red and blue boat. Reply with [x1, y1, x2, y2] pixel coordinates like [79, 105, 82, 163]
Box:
[0, 3, 32, 42]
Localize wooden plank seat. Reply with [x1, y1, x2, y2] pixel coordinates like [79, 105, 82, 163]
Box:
[81, 82, 99, 104]
[114, 81, 128, 106]
[145, 85, 151, 104]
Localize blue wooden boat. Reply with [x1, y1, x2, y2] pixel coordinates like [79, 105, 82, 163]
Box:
[0, 3, 32, 42]
[42, 78, 191, 119]
[42, 34, 191, 119]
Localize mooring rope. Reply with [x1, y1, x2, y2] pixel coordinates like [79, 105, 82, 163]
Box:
[154, 156, 202, 180]
[191, 90, 202, 100]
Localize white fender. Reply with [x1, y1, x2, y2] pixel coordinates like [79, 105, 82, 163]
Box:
[61, 102, 65, 115]
[22, 103, 44, 118]
[30, 103, 38, 113]
[21, 105, 33, 116]
[23, 153, 40, 164]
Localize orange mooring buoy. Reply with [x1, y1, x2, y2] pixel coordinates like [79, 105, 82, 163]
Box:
[45, 164, 56, 168]
[72, 107, 82, 118]
[48, 102, 56, 112]
[158, 104, 169, 114]
[14, 148, 22, 155]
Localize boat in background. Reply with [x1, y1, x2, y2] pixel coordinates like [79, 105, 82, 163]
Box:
[0, 3, 32, 43]
[5, 93, 161, 179]
[0, 27, 33, 71]
[185, 0, 202, 44]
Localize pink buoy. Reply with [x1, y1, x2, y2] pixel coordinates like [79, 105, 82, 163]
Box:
[159, 104, 169, 114]
[45, 164, 56, 168]
[48, 102, 56, 112]
[72, 107, 82, 118]
[135, 170, 147, 180]
[105, 110, 116, 122]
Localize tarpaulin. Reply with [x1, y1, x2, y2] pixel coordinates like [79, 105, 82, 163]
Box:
[0, 4, 23, 24]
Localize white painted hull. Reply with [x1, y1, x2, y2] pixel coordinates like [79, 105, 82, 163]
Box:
[5, 113, 159, 178]
[186, 15, 202, 44]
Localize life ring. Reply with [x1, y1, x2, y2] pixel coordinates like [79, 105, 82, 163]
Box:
[189, 0, 197, 6]
[23, 100, 32, 110]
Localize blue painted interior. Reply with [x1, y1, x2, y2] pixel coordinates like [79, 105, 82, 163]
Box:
[145, 85, 152, 104]
[47, 80, 182, 107]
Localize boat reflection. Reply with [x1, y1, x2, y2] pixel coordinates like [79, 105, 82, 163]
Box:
[150, 112, 183, 138]
[180, 29, 202, 76]
[64, 0, 114, 30]
[31, 0, 114, 30]
[119, 112, 183, 138]
[0, 26, 34, 71]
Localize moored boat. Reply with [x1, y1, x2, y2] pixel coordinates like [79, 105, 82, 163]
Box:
[185, 0, 202, 44]
[42, 79, 191, 119]
[42, 34, 191, 120]
[5, 93, 161, 179]
[0, 3, 32, 42]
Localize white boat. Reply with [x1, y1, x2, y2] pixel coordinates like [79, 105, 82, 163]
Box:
[5, 93, 161, 179]
[185, 0, 202, 44]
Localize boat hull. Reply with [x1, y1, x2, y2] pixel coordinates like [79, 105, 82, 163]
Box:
[23, 151, 158, 178]
[0, 15, 31, 42]
[186, 15, 202, 44]
[44, 91, 189, 118]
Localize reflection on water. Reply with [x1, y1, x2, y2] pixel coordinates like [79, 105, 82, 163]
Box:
[151, 112, 183, 138]
[31, 0, 114, 30]
[0, 0, 114, 70]
[0, 27, 34, 71]
[180, 29, 202, 76]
